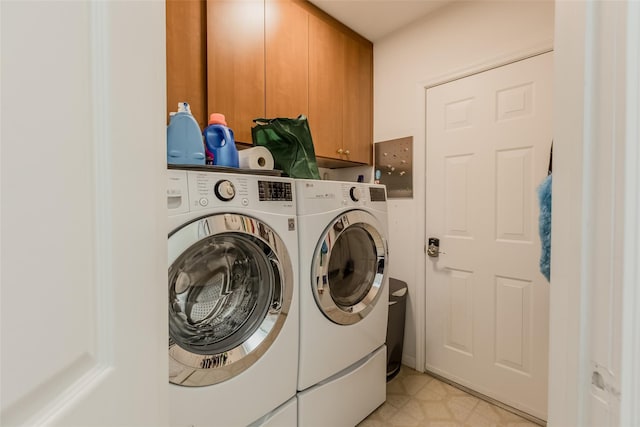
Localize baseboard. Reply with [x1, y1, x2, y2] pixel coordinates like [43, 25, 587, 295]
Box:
[401, 355, 416, 371]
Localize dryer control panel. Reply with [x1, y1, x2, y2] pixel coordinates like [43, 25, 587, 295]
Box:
[339, 183, 386, 207]
[295, 180, 388, 216]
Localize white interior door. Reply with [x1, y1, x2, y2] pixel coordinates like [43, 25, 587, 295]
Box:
[1, 1, 168, 425]
[425, 52, 553, 420]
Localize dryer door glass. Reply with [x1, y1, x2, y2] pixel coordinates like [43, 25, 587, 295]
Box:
[312, 210, 387, 325]
[168, 214, 293, 386]
[328, 226, 377, 306]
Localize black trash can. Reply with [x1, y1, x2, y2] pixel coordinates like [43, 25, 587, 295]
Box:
[386, 278, 408, 381]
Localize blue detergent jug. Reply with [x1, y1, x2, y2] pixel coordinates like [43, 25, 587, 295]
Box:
[203, 113, 239, 168]
[166, 102, 205, 165]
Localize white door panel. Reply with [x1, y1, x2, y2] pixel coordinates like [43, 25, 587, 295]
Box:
[1, 1, 167, 425]
[425, 52, 552, 420]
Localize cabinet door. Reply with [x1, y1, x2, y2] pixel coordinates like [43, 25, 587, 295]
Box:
[266, 0, 308, 119]
[308, 13, 344, 159]
[343, 35, 373, 164]
[207, 0, 264, 144]
[166, 0, 207, 129]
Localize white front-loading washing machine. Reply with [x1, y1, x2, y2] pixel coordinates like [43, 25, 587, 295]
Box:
[167, 169, 298, 427]
[295, 179, 389, 427]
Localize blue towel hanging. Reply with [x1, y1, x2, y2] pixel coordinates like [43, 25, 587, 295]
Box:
[538, 142, 552, 282]
[538, 174, 552, 281]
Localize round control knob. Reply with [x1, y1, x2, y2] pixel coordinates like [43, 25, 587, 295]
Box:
[214, 180, 236, 201]
[349, 187, 361, 202]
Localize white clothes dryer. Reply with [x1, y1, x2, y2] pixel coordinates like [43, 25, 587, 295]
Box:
[167, 169, 298, 427]
[295, 180, 389, 426]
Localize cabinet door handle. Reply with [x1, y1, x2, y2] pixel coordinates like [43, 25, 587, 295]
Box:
[337, 148, 343, 154]
[344, 150, 350, 155]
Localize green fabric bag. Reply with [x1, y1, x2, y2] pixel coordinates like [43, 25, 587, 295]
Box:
[251, 115, 321, 179]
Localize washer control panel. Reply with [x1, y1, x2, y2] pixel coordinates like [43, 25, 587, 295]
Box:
[258, 180, 293, 202]
[182, 171, 296, 213]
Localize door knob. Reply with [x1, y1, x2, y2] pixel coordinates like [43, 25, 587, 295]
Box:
[344, 149, 350, 155]
[337, 148, 344, 154]
[427, 237, 446, 257]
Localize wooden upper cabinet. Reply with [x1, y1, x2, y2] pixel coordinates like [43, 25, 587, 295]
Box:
[343, 35, 373, 164]
[167, 0, 374, 164]
[308, 13, 344, 160]
[265, 0, 308, 119]
[166, 0, 208, 129]
[307, 9, 373, 165]
[206, 0, 265, 144]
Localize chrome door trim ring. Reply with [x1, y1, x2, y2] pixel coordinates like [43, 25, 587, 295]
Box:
[168, 213, 293, 387]
[311, 210, 387, 325]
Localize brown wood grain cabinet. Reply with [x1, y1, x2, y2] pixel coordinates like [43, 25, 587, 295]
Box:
[206, 0, 309, 144]
[308, 12, 373, 165]
[166, 0, 373, 165]
[342, 34, 373, 164]
[265, 0, 309, 119]
[308, 13, 344, 160]
[166, 0, 208, 129]
[206, 0, 265, 144]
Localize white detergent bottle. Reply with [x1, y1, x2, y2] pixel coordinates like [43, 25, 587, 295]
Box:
[167, 102, 206, 165]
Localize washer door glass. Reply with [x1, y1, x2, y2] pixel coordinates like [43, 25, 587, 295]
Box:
[312, 210, 387, 325]
[168, 213, 292, 387]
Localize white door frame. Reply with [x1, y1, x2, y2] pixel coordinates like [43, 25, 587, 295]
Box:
[620, 4, 640, 425]
[416, 2, 640, 425]
[415, 41, 553, 375]
[549, 1, 640, 426]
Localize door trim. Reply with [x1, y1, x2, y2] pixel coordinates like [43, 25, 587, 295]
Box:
[416, 41, 553, 374]
[549, 1, 640, 425]
[621, 4, 640, 425]
[421, 40, 553, 90]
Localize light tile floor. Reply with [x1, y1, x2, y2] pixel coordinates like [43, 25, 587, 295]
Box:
[358, 366, 542, 427]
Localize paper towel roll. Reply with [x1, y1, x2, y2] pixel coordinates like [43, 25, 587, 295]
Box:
[239, 146, 274, 170]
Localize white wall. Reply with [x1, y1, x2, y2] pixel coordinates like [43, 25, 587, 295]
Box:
[320, 165, 372, 182]
[373, 0, 554, 368]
